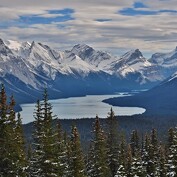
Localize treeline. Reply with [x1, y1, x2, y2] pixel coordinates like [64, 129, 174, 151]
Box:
[0, 86, 177, 177]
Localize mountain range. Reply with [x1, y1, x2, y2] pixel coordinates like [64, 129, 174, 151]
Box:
[1, 38, 177, 107]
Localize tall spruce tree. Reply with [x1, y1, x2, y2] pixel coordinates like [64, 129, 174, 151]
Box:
[64, 130, 73, 176]
[87, 116, 111, 177]
[129, 148, 146, 176]
[126, 144, 133, 177]
[29, 100, 44, 176]
[167, 127, 177, 176]
[149, 128, 159, 176]
[69, 124, 87, 177]
[0, 84, 9, 175]
[15, 112, 28, 176]
[130, 130, 140, 157]
[129, 130, 146, 177]
[106, 108, 119, 177]
[55, 121, 68, 177]
[141, 134, 151, 175]
[115, 133, 127, 177]
[30, 90, 58, 177]
[158, 145, 167, 177]
[168, 128, 174, 148]
[0, 85, 27, 176]
[40, 90, 58, 176]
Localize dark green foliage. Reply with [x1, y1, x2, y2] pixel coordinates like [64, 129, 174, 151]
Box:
[168, 128, 174, 147]
[106, 108, 119, 177]
[1, 87, 177, 177]
[130, 130, 140, 157]
[119, 134, 127, 167]
[69, 125, 87, 177]
[87, 116, 111, 177]
[30, 90, 58, 177]
[159, 145, 167, 177]
[167, 127, 177, 176]
[0, 85, 27, 176]
[55, 121, 68, 176]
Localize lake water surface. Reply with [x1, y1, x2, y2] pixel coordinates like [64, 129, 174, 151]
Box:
[20, 93, 146, 124]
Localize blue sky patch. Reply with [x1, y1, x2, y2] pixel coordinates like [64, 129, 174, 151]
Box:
[19, 8, 74, 25]
[119, 7, 177, 16]
[48, 8, 74, 15]
[133, 2, 147, 8]
[119, 8, 157, 16]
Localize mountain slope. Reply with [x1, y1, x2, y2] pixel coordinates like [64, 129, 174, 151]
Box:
[103, 72, 177, 115]
[71, 44, 116, 69]
[71, 44, 162, 87]
[149, 47, 177, 79]
[2, 38, 177, 106]
[0, 39, 120, 104]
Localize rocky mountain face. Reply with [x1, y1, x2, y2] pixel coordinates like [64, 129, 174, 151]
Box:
[1, 38, 177, 104]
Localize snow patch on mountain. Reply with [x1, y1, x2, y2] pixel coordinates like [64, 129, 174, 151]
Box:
[106, 49, 152, 84]
[71, 44, 117, 70]
[5, 40, 22, 51]
[2, 38, 177, 97]
[150, 47, 177, 67]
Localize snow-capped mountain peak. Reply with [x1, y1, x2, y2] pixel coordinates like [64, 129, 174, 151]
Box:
[0, 39, 13, 56]
[71, 44, 95, 60]
[1, 38, 177, 103]
[120, 49, 144, 62]
[5, 40, 22, 51]
[71, 43, 115, 70]
[72, 44, 93, 52]
[150, 46, 177, 66]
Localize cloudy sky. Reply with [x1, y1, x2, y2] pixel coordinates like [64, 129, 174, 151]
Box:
[1, 0, 177, 57]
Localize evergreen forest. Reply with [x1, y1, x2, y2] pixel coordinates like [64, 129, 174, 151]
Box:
[0, 85, 177, 177]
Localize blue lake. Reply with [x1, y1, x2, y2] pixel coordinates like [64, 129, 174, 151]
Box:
[20, 93, 145, 124]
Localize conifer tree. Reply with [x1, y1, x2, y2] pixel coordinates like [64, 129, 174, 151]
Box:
[141, 134, 151, 175]
[0, 86, 27, 176]
[168, 128, 174, 148]
[126, 144, 132, 177]
[87, 116, 111, 177]
[30, 90, 58, 177]
[129, 150, 146, 176]
[158, 145, 167, 177]
[29, 100, 44, 176]
[115, 134, 127, 177]
[167, 127, 177, 176]
[0, 84, 8, 175]
[141, 130, 162, 176]
[130, 130, 139, 157]
[149, 128, 159, 176]
[15, 112, 28, 176]
[86, 143, 96, 177]
[64, 131, 72, 176]
[27, 143, 32, 162]
[129, 130, 146, 177]
[40, 90, 58, 176]
[69, 124, 87, 177]
[106, 108, 119, 177]
[55, 121, 68, 177]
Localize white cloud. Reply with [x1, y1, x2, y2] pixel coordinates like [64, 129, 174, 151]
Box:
[0, 0, 177, 56]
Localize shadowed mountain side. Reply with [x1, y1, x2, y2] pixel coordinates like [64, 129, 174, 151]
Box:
[103, 77, 177, 116]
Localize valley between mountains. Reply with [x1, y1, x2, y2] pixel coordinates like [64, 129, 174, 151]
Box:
[1, 38, 177, 115]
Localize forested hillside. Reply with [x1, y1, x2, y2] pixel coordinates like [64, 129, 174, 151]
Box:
[0, 85, 177, 176]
